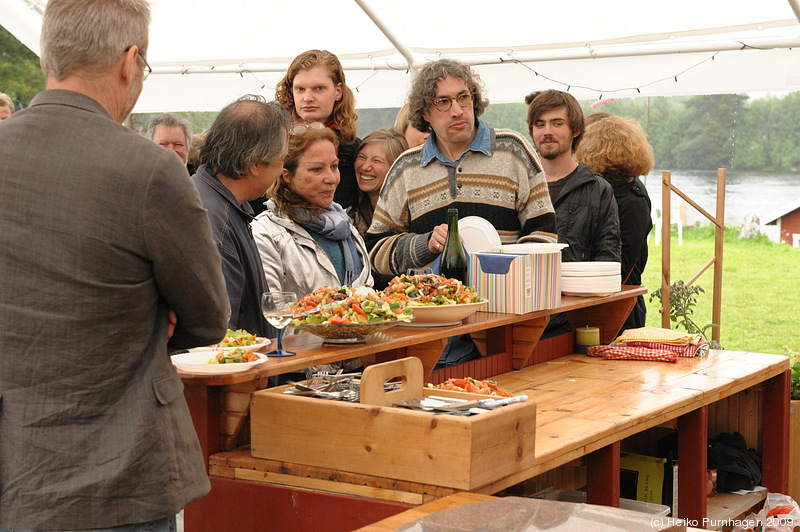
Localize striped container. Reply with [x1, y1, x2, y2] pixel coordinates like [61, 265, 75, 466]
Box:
[470, 252, 561, 314]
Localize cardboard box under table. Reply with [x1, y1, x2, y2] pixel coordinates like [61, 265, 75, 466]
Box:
[250, 358, 537, 491]
[470, 252, 560, 315]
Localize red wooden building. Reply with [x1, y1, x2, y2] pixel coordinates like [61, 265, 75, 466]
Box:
[762, 197, 800, 246]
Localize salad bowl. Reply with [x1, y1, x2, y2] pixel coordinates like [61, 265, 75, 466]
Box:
[400, 300, 488, 327]
[295, 321, 403, 343]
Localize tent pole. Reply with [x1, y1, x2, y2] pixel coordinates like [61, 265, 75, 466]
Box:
[353, 0, 418, 76]
[788, 0, 800, 23]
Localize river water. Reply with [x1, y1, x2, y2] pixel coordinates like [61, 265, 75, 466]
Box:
[641, 169, 800, 227]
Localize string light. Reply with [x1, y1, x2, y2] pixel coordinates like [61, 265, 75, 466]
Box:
[514, 51, 720, 97]
[171, 49, 723, 101]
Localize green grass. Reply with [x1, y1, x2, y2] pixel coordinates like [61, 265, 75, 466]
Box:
[642, 225, 800, 355]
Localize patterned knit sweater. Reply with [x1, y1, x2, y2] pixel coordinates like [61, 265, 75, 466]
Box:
[365, 126, 557, 276]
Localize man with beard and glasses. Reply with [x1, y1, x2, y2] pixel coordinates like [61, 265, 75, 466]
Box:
[0, 0, 229, 529]
[525, 89, 620, 264]
[367, 59, 556, 368]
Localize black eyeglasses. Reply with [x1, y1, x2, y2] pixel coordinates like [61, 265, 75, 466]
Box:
[432, 91, 472, 113]
[124, 46, 152, 80]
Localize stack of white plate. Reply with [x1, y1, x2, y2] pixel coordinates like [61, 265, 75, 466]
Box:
[561, 261, 621, 297]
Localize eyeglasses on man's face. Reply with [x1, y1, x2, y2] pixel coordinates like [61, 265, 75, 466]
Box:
[124, 46, 152, 80]
[431, 91, 473, 113]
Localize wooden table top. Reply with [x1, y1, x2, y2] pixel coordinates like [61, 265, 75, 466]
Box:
[478, 349, 789, 491]
[177, 286, 647, 386]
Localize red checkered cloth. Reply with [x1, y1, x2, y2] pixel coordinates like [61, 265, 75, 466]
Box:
[587, 344, 678, 362]
[616, 340, 709, 358]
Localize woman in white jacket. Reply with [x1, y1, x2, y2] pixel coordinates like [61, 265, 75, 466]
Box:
[252, 125, 373, 298]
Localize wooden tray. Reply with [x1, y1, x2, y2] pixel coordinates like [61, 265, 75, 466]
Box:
[250, 357, 536, 490]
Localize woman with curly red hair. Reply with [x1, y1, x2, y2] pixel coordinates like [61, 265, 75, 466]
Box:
[575, 115, 655, 331]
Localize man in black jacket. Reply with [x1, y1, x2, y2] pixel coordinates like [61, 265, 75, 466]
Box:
[525, 89, 620, 263]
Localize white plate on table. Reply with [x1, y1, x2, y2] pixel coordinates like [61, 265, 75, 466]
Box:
[562, 268, 621, 277]
[562, 278, 620, 295]
[170, 352, 268, 374]
[459, 217, 501, 254]
[398, 300, 488, 327]
[187, 337, 270, 353]
[561, 261, 621, 272]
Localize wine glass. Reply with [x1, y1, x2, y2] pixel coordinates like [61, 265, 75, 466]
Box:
[261, 291, 298, 357]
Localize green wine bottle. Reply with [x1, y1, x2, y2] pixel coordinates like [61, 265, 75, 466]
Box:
[439, 208, 468, 284]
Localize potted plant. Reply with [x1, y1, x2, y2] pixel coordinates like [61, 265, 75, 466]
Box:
[649, 280, 721, 349]
[789, 348, 800, 503]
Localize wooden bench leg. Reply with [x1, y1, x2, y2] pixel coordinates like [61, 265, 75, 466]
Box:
[586, 441, 620, 507]
[678, 406, 707, 522]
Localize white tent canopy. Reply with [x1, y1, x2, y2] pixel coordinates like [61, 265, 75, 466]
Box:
[3, 0, 800, 112]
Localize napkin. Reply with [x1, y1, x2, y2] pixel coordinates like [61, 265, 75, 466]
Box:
[616, 339, 709, 357]
[614, 326, 703, 346]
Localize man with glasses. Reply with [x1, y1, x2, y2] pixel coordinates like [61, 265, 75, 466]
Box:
[0, 0, 229, 530]
[366, 58, 557, 367]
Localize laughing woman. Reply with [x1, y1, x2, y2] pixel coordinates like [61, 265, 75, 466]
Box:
[352, 129, 408, 237]
[252, 126, 373, 298]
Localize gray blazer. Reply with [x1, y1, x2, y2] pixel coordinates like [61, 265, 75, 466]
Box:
[0, 90, 229, 529]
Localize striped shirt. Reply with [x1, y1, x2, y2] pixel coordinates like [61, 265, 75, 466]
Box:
[366, 122, 557, 276]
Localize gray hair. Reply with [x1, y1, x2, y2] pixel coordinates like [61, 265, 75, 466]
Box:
[40, 0, 150, 81]
[199, 95, 292, 179]
[0, 93, 14, 114]
[147, 113, 193, 151]
[408, 59, 489, 134]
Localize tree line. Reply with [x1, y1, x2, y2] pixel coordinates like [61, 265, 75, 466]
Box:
[4, 26, 799, 172]
[359, 94, 800, 173]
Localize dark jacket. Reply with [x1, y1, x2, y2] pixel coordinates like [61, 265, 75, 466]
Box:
[611, 177, 652, 332]
[333, 136, 362, 212]
[192, 165, 275, 338]
[553, 163, 621, 263]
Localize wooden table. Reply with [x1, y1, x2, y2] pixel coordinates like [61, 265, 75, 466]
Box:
[178, 286, 790, 531]
[202, 350, 789, 530]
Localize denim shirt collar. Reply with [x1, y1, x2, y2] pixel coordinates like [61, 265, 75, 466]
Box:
[421, 119, 491, 167]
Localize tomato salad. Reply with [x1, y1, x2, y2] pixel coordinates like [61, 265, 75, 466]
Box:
[212, 328, 261, 348]
[208, 348, 260, 364]
[427, 377, 511, 397]
[383, 273, 483, 306]
[291, 286, 412, 326]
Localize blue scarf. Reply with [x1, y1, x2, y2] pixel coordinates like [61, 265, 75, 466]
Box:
[294, 202, 361, 285]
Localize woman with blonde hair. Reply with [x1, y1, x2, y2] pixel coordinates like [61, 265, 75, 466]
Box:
[393, 103, 428, 148]
[352, 128, 408, 237]
[274, 50, 361, 213]
[575, 114, 654, 331]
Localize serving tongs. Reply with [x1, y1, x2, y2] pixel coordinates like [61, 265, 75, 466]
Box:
[396, 394, 529, 415]
[284, 370, 363, 401]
